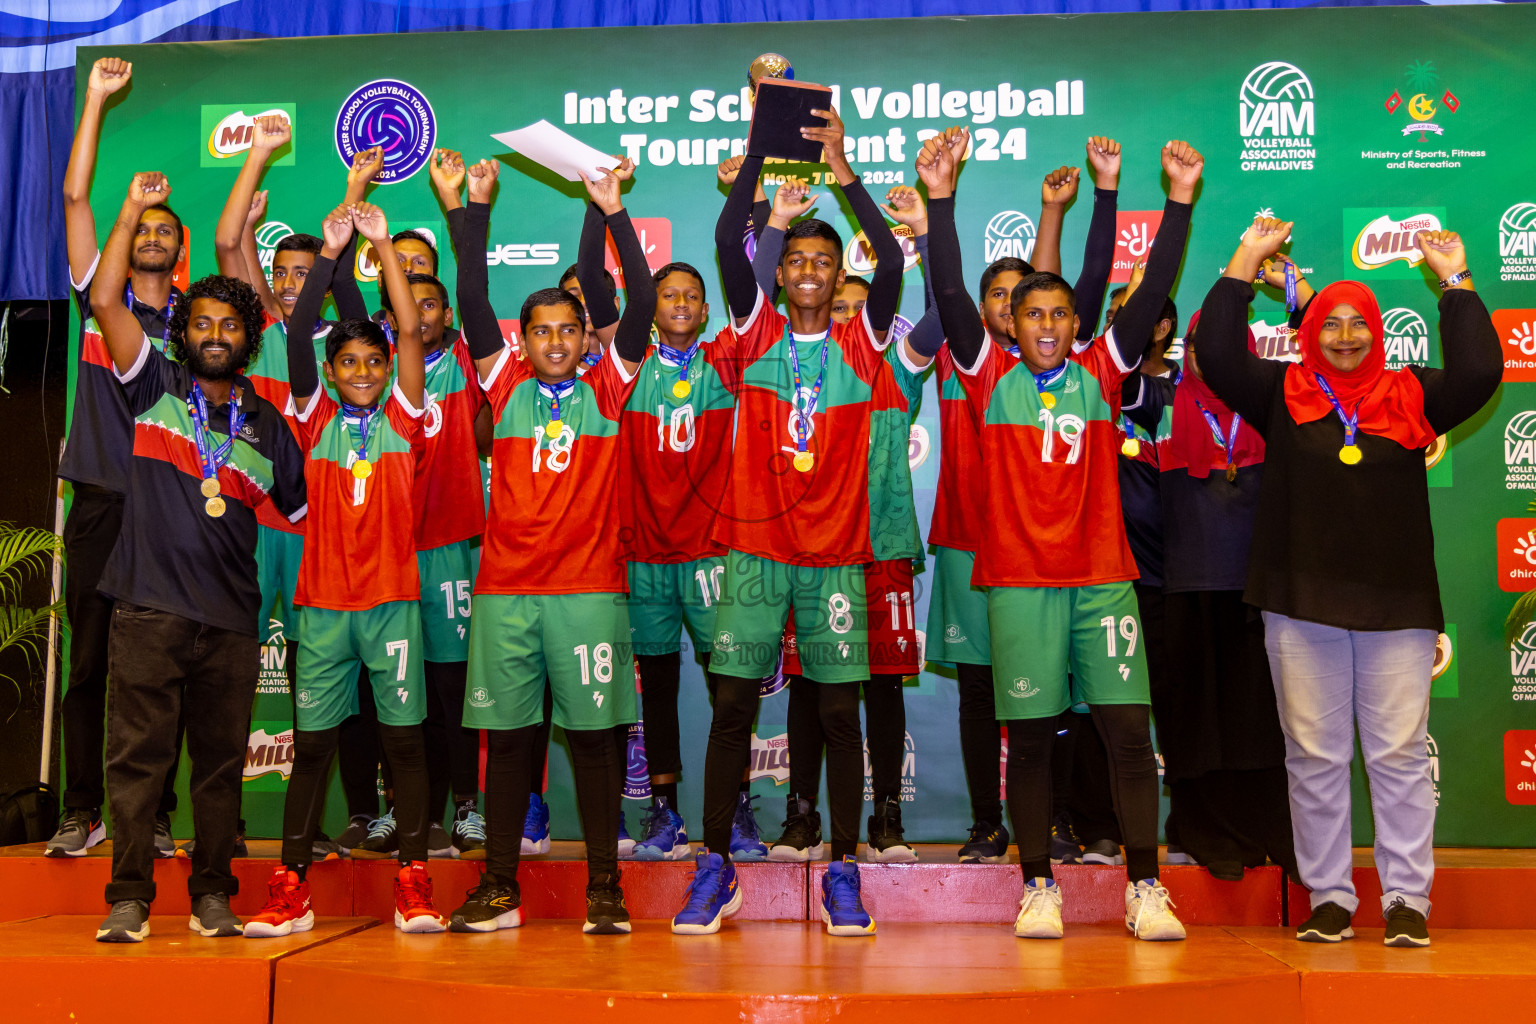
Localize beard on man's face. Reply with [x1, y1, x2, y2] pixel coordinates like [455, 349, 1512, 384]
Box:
[181, 335, 250, 382]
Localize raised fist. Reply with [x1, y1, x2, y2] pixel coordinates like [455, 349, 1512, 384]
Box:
[88, 58, 132, 97]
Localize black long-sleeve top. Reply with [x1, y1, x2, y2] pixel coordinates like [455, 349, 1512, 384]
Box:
[1198, 277, 1501, 630]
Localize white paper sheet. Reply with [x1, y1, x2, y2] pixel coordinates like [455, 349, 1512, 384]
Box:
[491, 119, 617, 182]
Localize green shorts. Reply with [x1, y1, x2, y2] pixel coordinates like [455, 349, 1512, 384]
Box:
[295, 601, 426, 731]
[710, 550, 867, 684]
[988, 581, 1149, 720]
[925, 545, 991, 667]
[464, 592, 638, 731]
[418, 538, 481, 664]
[627, 557, 724, 658]
[256, 526, 304, 642]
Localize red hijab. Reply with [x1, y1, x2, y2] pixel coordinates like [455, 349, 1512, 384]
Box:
[1165, 310, 1267, 478]
[1282, 281, 1437, 450]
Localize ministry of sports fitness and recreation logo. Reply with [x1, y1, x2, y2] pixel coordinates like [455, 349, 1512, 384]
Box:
[1381, 307, 1432, 370]
[335, 79, 436, 184]
[863, 731, 918, 803]
[1502, 413, 1536, 491]
[1384, 60, 1459, 141]
[1504, 730, 1536, 804]
[201, 105, 296, 167]
[1345, 208, 1446, 278]
[1238, 61, 1316, 172]
[845, 226, 922, 276]
[1494, 309, 1536, 382]
[1498, 203, 1536, 283]
[244, 727, 294, 781]
[1496, 516, 1536, 590]
[749, 731, 791, 784]
[1112, 211, 1163, 283]
[624, 723, 651, 800]
[983, 211, 1036, 263]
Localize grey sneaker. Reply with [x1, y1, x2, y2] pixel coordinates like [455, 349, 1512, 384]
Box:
[45, 808, 105, 858]
[1082, 839, 1124, 865]
[312, 831, 343, 861]
[153, 813, 176, 858]
[427, 822, 454, 859]
[96, 899, 151, 942]
[189, 893, 244, 937]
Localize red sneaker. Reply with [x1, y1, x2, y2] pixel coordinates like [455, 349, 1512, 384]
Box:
[395, 861, 446, 933]
[244, 868, 313, 938]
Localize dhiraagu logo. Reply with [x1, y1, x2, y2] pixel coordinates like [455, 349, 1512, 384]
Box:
[201, 105, 296, 167]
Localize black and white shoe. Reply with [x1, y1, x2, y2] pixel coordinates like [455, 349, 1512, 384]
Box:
[45, 808, 105, 858]
[1048, 813, 1082, 865]
[449, 879, 523, 932]
[768, 797, 825, 862]
[864, 797, 917, 863]
[583, 874, 631, 935]
[335, 814, 372, 854]
[427, 822, 454, 859]
[96, 899, 151, 943]
[1383, 898, 1430, 948]
[1296, 901, 1355, 943]
[189, 893, 244, 937]
[1081, 839, 1124, 865]
[959, 821, 1010, 864]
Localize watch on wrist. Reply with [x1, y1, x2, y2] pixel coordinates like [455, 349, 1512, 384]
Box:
[1438, 269, 1471, 290]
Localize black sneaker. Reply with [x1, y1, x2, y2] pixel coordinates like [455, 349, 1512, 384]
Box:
[452, 806, 487, 860]
[96, 899, 151, 942]
[1049, 812, 1083, 864]
[958, 821, 1010, 864]
[865, 797, 917, 863]
[153, 813, 176, 858]
[1383, 898, 1430, 948]
[448, 879, 523, 932]
[312, 831, 343, 862]
[1296, 901, 1354, 943]
[351, 811, 399, 859]
[189, 892, 244, 937]
[177, 826, 248, 860]
[768, 797, 825, 862]
[336, 814, 372, 854]
[46, 808, 105, 857]
[428, 822, 454, 859]
[1081, 838, 1123, 865]
[583, 874, 631, 935]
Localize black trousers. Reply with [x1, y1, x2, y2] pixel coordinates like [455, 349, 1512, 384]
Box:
[423, 660, 479, 817]
[61, 485, 181, 815]
[104, 604, 256, 904]
[787, 674, 906, 805]
[339, 665, 382, 818]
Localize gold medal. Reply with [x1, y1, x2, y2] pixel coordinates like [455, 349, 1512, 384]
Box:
[1039, 391, 1056, 409]
[673, 379, 692, 400]
[351, 459, 373, 480]
[546, 420, 564, 439]
[1226, 464, 1237, 483]
[1339, 444, 1362, 466]
[200, 477, 221, 498]
[205, 496, 226, 518]
[1120, 438, 1141, 458]
[793, 451, 815, 473]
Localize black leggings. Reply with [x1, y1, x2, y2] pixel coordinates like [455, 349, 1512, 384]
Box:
[482, 724, 622, 886]
[338, 666, 382, 819]
[956, 662, 1002, 827]
[423, 660, 479, 817]
[283, 722, 429, 866]
[636, 652, 683, 778]
[1005, 704, 1159, 882]
[788, 674, 905, 807]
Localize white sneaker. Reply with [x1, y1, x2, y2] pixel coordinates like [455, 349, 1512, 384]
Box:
[1125, 878, 1186, 941]
[1014, 877, 1064, 939]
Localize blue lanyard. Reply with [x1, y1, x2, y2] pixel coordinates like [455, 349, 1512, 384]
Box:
[658, 338, 701, 390]
[1192, 401, 1242, 461]
[787, 331, 830, 453]
[581, 350, 602, 368]
[424, 347, 447, 372]
[126, 282, 176, 346]
[339, 401, 378, 463]
[1033, 363, 1067, 392]
[1283, 260, 1299, 315]
[1121, 414, 1141, 443]
[1313, 373, 1359, 447]
[188, 380, 244, 482]
[539, 378, 577, 429]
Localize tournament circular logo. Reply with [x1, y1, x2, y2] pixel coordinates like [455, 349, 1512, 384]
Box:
[335, 79, 437, 184]
[624, 722, 651, 799]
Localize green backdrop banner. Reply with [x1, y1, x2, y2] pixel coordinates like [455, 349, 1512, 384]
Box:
[75, 3, 1536, 846]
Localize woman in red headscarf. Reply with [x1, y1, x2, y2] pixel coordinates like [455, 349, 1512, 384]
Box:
[1198, 218, 1500, 950]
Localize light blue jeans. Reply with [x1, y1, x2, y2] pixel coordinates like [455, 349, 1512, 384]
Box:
[1262, 611, 1436, 920]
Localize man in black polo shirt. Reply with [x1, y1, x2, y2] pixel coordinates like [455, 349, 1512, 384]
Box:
[48, 56, 190, 859]
[90, 171, 306, 943]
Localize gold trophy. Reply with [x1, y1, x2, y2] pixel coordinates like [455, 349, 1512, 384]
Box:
[748, 53, 794, 89]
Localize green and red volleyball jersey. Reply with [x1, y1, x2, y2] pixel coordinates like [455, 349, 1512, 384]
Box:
[292, 384, 425, 611]
[709, 292, 886, 567]
[244, 316, 332, 535]
[619, 342, 734, 564]
[476, 345, 642, 595]
[960, 333, 1139, 587]
[869, 348, 924, 564]
[415, 340, 488, 551]
[929, 336, 1020, 552]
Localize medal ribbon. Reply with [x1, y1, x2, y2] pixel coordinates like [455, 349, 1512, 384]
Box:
[1033, 362, 1067, 396]
[1312, 372, 1360, 448]
[339, 400, 378, 467]
[538, 378, 578, 428]
[188, 380, 245, 486]
[787, 331, 830, 455]
[658, 338, 701, 394]
[126, 282, 177, 346]
[581, 350, 602, 369]
[1121, 414, 1142, 446]
[1283, 260, 1299, 316]
[1192, 400, 1242, 470]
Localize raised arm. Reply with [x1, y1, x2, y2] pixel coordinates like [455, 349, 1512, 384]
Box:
[918, 132, 985, 371]
[582, 165, 656, 374]
[1102, 141, 1201, 370]
[882, 185, 941, 359]
[718, 155, 769, 240]
[752, 176, 820, 297]
[64, 58, 132, 287]
[715, 153, 766, 324]
[806, 106, 902, 337]
[328, 234, 368, 321]
[235, 189, 281, 317]
[215, 115, 289, 288]
[1413, 230, 1501, 435]
[286, 207, 349, 414]
[576, 190, 621, 343]
[354, 202, 422, 408]
[1032, 164, 1077, 275]
[459, 159, 507, 380]
[1074, 137, 1122, 341]
[1200, 216, 1293, 430]
[90, 174, 169, 371]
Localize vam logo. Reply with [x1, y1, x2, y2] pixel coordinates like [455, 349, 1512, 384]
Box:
[984, 211, 1036, 263]
[200, 104, 296, 167]
[1504, 412, 1536, 490]
[1496, 517, 1536, 591]
[863, 731, 918, 803]
[1381, 307, 1431, 369]
[1349, 211, 1444, 273]
[254, 221, 294, 277]
[1509, 622, 1536, 702]
[1499, 203, 1536, 283]
[1493, 309, 1536, 382]
[1238, 61, 1316, 172]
